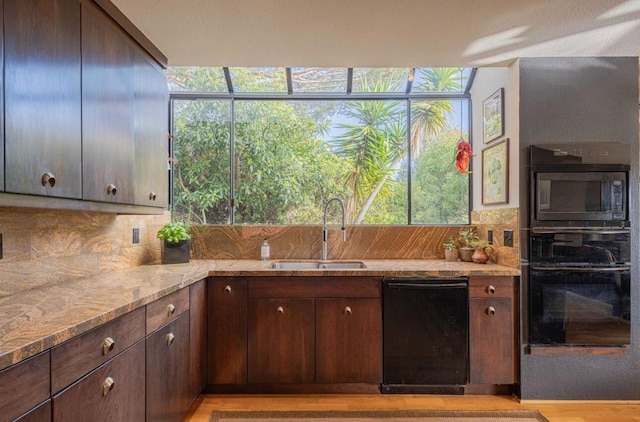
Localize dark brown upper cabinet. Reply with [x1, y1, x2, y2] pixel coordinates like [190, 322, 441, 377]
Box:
[133, 50, 169, 207]
[4, 0, 82, 198]
[81, 0, 135, 204]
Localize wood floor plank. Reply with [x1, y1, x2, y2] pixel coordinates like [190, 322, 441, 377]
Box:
[182, 394, 640, 422]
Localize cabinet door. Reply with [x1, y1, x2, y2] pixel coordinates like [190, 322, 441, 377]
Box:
[53, 341, 145, 422]
[469, 297, 515, 384]
[146, 312, 191, 422]
[190, 280, 207, 398]
[4, 0, 82, 198]
[81, 1, 135, 204]
[248, 298, 315, 384]
[316, 298, 382, 383]
[208, 278, 247, 384]
[133, 50, 168, 207]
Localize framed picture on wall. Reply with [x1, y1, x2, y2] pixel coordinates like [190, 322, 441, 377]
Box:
[482, 88, 504, 144]
[482, 138, 509, 205]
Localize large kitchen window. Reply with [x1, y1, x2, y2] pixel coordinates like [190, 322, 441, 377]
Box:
[169, 67, 473, 225]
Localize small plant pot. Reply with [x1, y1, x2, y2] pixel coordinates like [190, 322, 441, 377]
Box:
[471, 247, 490, 264]
[162, 239, 190, 264]
[459, 247, 474, 262]
[444, 249, 459, 262]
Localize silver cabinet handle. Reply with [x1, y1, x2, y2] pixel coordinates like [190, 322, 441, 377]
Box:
[276, 306, 284, 314]
[224, 285, 232, 294]
[486, 306, 496, 316]
[167, 303, 176, 316]
[149, 191, 157, 201]
[41, 172, 56, 187]
[166, 333, 175, 346]
[102, 337, 115, 356]
[102, 377, 115, 396]
[487, 285, 496, 294]
[106, 184, 117, 196]
[344, 306, 352, 315]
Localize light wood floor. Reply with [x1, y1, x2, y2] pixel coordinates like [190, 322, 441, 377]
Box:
[183, 394, 640, 422]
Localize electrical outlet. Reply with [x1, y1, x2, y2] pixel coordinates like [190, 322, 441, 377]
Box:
[504, 229, 514, 247]
[487, 229, 493, 245]
[132, 228, 140, 244]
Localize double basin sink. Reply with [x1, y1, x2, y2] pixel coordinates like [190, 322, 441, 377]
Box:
[269, 260, 366, 270]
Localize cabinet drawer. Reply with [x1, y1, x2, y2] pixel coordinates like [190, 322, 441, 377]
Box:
[146, 288, 190, 334]
[249, 277, 381, 298]
[53, 341, 145, 422]
[14, 400, 51, 422]
[51, 307, 145, 394]
[0, 351, 50, 422]
[468, 276, 514, 298]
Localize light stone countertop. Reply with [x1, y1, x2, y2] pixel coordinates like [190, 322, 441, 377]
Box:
[0, 259, 519, 371]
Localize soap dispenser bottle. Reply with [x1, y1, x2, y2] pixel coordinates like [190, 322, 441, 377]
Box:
[260, 239, 270, 260]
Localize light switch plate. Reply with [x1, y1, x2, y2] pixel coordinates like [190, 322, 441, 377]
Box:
[132, 228, 140, 244]
[487, 229, 493, 245]
[504, 229, 514, 247]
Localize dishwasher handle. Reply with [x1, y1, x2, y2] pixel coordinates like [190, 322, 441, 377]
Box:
[385, 280, 468, 289]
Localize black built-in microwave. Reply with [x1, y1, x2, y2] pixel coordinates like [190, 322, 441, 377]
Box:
[530, 144, 630, 225]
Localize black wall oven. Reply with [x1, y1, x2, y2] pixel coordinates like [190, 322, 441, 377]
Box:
[529, 228, 631, 346]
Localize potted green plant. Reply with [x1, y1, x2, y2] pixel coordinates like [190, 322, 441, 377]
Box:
[157, 222, 191, 264]
[468, 238, 491, 264]
[442, 237, 459, 262]
[458, 227, 478, 262]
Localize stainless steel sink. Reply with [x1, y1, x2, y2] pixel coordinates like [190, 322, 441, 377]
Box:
[269, 260, 366, 270]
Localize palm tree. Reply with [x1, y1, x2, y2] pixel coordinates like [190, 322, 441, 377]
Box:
[334, 68, 461, 223]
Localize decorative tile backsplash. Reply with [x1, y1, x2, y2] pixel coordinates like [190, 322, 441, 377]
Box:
[0, 207, 169, 297]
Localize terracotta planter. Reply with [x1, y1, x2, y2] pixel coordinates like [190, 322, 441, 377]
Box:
[162, 239, 190, 264]
[459, 247, 474, 262]
[444, 249, 459, 262]
[471, 247, 490, 264]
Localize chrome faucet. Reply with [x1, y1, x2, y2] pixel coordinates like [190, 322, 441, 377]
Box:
[322, 197, 347, 262]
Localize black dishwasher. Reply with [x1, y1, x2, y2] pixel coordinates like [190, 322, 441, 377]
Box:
[381, 276, 468, 394]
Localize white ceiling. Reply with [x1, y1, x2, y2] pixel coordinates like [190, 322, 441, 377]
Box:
[112, 0, 640, 67]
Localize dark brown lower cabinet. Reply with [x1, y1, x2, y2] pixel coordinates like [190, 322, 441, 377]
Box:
[0, 351, 50, 422]
[316, 298, 382, 383]
[15, 400, 51, 422]
[248, 298, 315, 384]
[52, 341, 145, 421]
[468, 276, 517, 386]
[190, 279, 207, 398]
[146, 312, 191, 422]
[207, 277, 247, 385]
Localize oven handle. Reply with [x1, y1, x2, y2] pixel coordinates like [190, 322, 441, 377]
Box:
[531, 228, 630, 235]
[531, 266, 630, 272]
[385, 282, 468, 289]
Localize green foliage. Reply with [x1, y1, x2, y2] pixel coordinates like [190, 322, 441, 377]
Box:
[442, 237, 458, 250]
[411, 127, 469, 224]
[468, 238, 490, 248]
[169, 66, 470, 226]
[157, 222, 191, 244]
[458, 227, 479, 247]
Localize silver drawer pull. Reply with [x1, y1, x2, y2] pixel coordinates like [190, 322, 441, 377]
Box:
[486, 306, 496, 316]
[224, 285, 232, 294]
[41, 172, 56, 187]
[149, 191, 157, 201]
[102, 377, 115, 396]
[167, 333, 175, 346]
[102, 337, 115, 356]
[167, 303, 176, 316]
[487, 285, 496, 294]
[106, 184, 117, 196]
[344, 306, 352, 315]
[276, 306, 284, 314]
